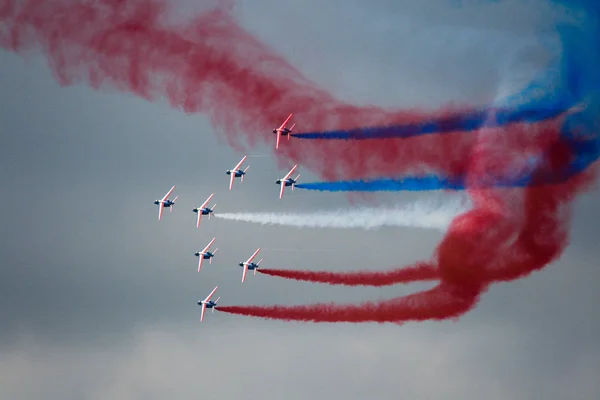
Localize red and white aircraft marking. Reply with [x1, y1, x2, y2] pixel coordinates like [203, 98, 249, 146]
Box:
[226, 156, 249, 191]
[194, 237, 218, 272]
[276, 164, 300, 199]
[238, 248, 263, 283]
[272, 114, 296, 149]
[197, 286, 220, 322]
[192, 193, 216, 228]
[154, 185, 178, 220]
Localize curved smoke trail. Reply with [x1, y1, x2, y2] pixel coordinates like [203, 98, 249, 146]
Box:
[294, 131, 600, 193]
[2, 0, 598, 324]
[0, 0, 480, 181]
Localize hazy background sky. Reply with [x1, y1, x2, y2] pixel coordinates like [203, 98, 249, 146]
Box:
[1, 1, 599, 399]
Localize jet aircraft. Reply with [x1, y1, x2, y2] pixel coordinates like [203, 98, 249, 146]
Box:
[273, 114, 296, 149]
[194, 237, 218, 272]
[239, 248, 263, 283]
[197, 286, 220, 322]
[226, 156, 249, 191]
[192, 193, 216, 228]
[154, 185, 178, 220]
[276, 165, 300, 199]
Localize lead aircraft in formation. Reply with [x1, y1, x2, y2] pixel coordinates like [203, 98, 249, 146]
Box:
[154, 113, 298, 322]
[273, 113, 296, 149]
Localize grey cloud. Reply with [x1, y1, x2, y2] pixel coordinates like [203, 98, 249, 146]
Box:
[1, 318, 598, 400]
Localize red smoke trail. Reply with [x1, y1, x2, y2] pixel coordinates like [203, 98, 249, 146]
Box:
[2, 0, 597, 323]
[242, 118, 582, 289]
[219, 282, 479, 324]
[257, 262, 438, 287]
[219, 124, 598, 323]
[1, 0, 488, 180]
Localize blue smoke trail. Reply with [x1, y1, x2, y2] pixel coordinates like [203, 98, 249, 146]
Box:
[294, 137, 600, 192]
[291, 100, 576, 141]
[295, 1, 599, 194]
[292, 0, 598, 142]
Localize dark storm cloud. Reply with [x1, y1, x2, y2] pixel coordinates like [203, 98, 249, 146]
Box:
[0, 1, 598, 399]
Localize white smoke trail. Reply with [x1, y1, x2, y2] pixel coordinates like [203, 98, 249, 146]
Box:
[214, 195, 471, 231]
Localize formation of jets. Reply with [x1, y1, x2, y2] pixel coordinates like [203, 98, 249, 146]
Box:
[153, 114, 302, 322]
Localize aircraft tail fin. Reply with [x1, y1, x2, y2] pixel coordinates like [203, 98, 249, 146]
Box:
[170, 196, 179, 212]
[241, 166, 249, 183]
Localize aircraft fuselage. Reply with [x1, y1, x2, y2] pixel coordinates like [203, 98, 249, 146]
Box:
[239, 262, 259, 270]
[154, 200, 174, 207]
[276, 179, 295, 186]
[198, 301, 217, 308]
[226, 170, 245, 177]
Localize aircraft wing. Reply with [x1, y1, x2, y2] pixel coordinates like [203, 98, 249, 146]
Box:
[161, 186, 176, 202]
[245, 248, 261, 264]
[283, 165, 298, 180]
[200, 303, 207, 322]
[233, 156, 247, 171]
[200, 193, 214, 209]
[197, 255, 204, 272]
[229, 173, 235, 191]
[277, 114, 293, 130]
[203, 286, 218, 303]
[241, 264, 248, 283]
[276, 130, 281, 149]
[279, 181, 286, 199]
[196, 212, 202, 228]
[202, 238, 216, 253]
[157, 203, 164, 220]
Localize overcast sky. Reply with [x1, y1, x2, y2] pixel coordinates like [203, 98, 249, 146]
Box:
[1, 1, 599, 399]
